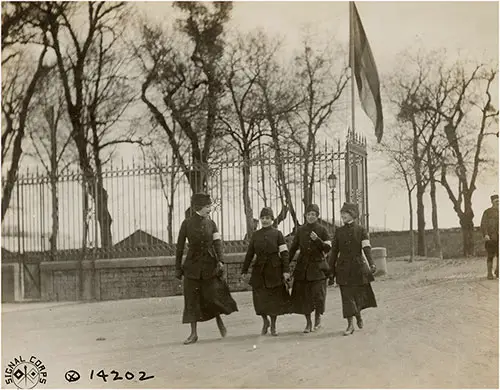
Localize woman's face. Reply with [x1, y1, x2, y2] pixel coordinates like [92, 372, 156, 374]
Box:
[341, 212, 353, 224]
[198, 204, 212, 217]
[260, 216, 273, 227]
[305, 211, 318, 224]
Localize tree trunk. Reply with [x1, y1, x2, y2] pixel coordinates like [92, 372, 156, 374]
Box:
[429, 174, 443, 259]
[50, 174, 59, 258]
[408, 189, 415, 263]
[82, 178, 90, 250]
[416, 180, 426, 257]
[183, 157, 209, 218]
[92, 176, 113, 248]
[167, 202, 174, 244]
[258, 139, 268, 207]
[274, 156, 298, 227]
[79, 176, 90, 301]
[461, 195, 475, 257]
[167, 159, 176, 244]
[1, 45, 48, 222]
[242, 156, 255, 239]
[47, 106, 59, 260]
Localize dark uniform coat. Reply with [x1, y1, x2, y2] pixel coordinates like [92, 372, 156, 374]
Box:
[242, 226, 291, 315]
[480, 206, 499, 276]
[289, 222, 331, 281]
[176, 213, 237, 323]
[481, 207, 499, 241]
[288, 222, 331, 315]
[176, 213, 222, 280]
[329, 222, 374, 285]
[329, 221, 377, 318]
[242, 226, 290, 288]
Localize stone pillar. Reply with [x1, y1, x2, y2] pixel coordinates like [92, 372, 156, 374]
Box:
[372, 247, 387, 276]
[1, 263, 22, 302]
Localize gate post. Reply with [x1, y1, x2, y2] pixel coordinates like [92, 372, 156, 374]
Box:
[345, 129, 369, 230]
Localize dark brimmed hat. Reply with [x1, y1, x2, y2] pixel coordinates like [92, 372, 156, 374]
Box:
[191, 193, 212, 207]
[305, 204, 320, 215]
[260, 207, 274, 219]
[340, 202, 359, 219]
[491, 194, 499, 201]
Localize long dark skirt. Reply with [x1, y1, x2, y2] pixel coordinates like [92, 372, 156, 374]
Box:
[339, 284, 377, 318]
[252, 285, 292, 316]
[291, 279, 327, 315]
[182, 276, 238, 323]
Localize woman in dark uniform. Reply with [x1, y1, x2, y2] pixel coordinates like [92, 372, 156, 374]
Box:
[241, 207, 291, 336]
[289, 204, 332, 333]
[175, 193, 238, 344]
[329, 202, 377, 336]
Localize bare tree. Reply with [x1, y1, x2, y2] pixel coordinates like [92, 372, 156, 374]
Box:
[25, 72, 76, 256]
[375, 126, 417, 262]
[287, 38, 349, 209]
[139, 2, 233, 203]
[424, 63, 498, 256]
[147, 125, 187, 244]
[41, 2, 137, 248]
[389, 52, 445, 256]
[256, 54, 302, 228]
[218, 30, 278, 238]
[1, 3, 50, 221]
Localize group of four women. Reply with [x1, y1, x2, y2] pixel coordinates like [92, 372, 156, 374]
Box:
[175, 193, 377, 345]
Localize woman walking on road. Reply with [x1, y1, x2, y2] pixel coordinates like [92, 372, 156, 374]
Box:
[289, 204, 332, 333]
[329, 202, 377, 336]
[175, 193, 238, 345]
[241, 207, 292, 336]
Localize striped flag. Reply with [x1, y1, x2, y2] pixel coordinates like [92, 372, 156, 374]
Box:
[350, 2, 384, 142]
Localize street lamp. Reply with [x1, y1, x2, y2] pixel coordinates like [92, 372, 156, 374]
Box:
[327, 173, 337, 233]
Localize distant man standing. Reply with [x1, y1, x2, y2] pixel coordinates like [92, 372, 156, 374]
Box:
[480, 194, 499, 279]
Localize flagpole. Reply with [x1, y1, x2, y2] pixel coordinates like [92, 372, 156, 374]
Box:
[349, 1, 356, 135]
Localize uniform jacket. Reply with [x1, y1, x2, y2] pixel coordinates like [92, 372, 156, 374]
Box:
[175, 213, 223, 280]
[288, 222, 331, 281]
[329, 222, 374, 285]
[481, 207, 499, 240]
[241, 226, 289, 289]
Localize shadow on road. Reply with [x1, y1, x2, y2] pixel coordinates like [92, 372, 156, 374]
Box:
[166, 329, 348, 347]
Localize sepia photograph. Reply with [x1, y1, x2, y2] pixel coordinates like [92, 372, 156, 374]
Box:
[1, 0, 498, 388]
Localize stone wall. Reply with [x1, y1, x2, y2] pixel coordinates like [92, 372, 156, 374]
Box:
[39, 254, 250, 302]
[4, 227, 490, 303]
[369, 227, 486, 259]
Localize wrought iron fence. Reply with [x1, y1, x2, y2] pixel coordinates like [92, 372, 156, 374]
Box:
[2, 142, 349, 262]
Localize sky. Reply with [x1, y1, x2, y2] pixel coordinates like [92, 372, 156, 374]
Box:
[134, 0, 499, 231]
[3, 1, 499, 250]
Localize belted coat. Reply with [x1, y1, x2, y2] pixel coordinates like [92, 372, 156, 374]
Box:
[241, 226, 289, 289]
[288, 222, 331, 281]
[481, 206, 499, 241]
[329, 222, 374, 285]
[175, 213, 223, 280]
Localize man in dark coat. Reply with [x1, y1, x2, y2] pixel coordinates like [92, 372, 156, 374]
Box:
[176, 193, 238, 344]
[480, 194, 499, 279]
[289, 204, 332, 333]
[241, 207, 291, 336]
[329, 202, 377, 336]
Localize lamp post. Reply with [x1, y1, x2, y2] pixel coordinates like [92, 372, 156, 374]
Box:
[327, 173, 337, 233]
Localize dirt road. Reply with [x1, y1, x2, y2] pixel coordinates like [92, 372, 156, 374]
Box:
[1, 257, 498, 388]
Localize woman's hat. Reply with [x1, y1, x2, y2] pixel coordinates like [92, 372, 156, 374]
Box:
[340, 202, 359, 219]
[260, 207, 274, 219]
[191, 193, 212, 207]
[305, 204, 320, 215]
